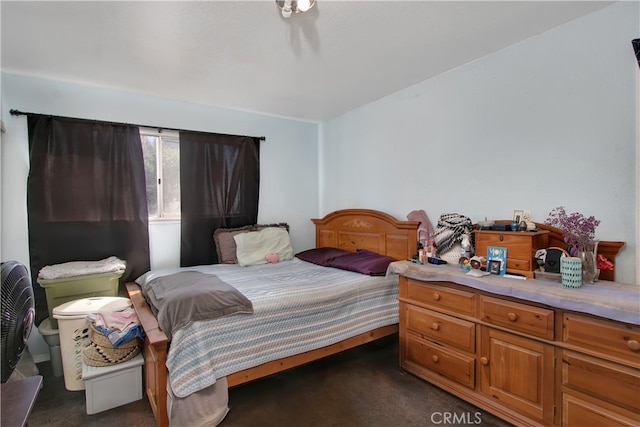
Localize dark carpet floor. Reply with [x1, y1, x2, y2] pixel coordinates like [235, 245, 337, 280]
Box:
[27, 334, 512, 427]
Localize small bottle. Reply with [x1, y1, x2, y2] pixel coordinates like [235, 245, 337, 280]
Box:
[427, 240, 435, 258]
[416, 242, 425, 263]
[461, 232, 471, 259]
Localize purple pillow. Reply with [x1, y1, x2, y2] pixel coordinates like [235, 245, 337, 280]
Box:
[326, 249, 395, 276]
[295, 247, 352, 266]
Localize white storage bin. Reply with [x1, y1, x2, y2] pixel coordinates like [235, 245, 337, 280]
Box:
[53, 297, 131, 391]
[82, 353, 144, 414]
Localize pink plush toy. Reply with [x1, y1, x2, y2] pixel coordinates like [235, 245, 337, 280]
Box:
[265, 253, 280, 263]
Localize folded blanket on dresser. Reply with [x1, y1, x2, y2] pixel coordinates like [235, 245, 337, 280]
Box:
[434, 213, 473, 256]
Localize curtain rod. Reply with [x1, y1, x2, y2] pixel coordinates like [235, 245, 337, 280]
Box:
[9, 109, 266, 141]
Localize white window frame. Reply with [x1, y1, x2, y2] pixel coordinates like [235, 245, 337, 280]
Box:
[140, 128, 180, 221]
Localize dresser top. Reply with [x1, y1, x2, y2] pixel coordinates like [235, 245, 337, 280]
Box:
[473, 229, 550, 236]
[389, 260, 640, 326]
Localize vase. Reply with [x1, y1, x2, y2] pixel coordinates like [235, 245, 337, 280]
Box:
[579, 241, 599, 284]
[560, 256, 582, 288]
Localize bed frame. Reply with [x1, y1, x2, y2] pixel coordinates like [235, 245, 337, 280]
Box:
[126, 209, 419, 427]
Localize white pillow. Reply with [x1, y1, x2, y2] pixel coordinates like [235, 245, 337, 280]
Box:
[233, 227, 294, 267]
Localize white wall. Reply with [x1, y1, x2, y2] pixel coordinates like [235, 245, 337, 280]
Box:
[320, 2, 639, 285]
[1, 74, 319, 359]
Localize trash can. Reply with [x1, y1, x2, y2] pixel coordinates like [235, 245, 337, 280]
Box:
[37, 317, 63, 377]
[53, 297, 131, 391]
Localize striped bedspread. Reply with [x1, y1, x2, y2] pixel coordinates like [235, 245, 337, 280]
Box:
[136, 258, 399, 398]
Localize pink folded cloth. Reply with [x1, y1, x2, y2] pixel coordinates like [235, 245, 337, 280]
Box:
[88, 307, 139, 331]
[407, 209, 435, 245]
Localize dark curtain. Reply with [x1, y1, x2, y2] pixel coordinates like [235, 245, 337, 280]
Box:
[27, 115, 150, 325]
[180, 132, 260, 267]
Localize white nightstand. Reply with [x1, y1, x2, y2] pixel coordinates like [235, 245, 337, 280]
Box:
[82, 353, 144, 415]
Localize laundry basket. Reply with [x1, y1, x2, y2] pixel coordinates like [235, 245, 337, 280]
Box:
[53, 297, 131, 391]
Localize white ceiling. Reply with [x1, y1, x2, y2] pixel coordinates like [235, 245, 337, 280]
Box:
[1, 1, 615, 123]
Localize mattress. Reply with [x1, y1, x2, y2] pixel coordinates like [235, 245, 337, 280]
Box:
[136, 258, 399, 398]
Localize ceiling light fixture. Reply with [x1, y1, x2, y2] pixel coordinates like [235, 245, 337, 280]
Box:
[276, 0, 316, 18]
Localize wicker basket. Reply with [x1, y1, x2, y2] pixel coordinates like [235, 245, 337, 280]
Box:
[83, 322, 141, 367]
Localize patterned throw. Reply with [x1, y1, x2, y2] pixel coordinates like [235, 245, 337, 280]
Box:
[433, 213, 473, 256]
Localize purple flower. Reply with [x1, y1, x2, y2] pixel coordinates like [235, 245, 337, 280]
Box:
[544, 206, 600, 256]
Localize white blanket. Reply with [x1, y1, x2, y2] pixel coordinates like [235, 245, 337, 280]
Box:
[38, 256, 126, 280]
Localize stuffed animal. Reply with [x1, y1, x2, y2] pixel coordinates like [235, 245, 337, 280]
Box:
[265, 253, 280, 263]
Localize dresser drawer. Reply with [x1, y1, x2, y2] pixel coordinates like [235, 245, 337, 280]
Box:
[405, 304, 475, 353]
[506, 258, 531, 271]
[474, 232, 532, 259]
[563, 314, 640, 365]
[406, 279, 475, 316]
[562, 351, 640, 412]
[480, 296, 554, 340]
[563, 393, 639, 427]
[405, 334, 475, 388]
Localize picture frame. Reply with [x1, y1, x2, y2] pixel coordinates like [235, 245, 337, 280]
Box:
[488, 259, 502, 275]
[513, 209, 524, 224]
[487, 246, 507, 275]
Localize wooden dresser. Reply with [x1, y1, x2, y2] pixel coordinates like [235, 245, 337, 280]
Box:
[391, 261, 640, 427]
[473, 229, 549, 278]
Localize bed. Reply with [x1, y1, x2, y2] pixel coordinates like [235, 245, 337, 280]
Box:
[125, 209, 419, 427]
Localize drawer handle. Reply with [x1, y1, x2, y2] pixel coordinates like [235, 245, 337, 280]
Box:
[432, 293, 441, 301]
[499, 235, 504, 241]
[432, 355, 439, 363]
[507, 312, 518, 322]
[430, 323, 439, 331]
[628, 340, 640, 351]
[480, 357, 489, 366]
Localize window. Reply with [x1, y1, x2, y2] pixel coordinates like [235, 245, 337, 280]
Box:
[140, 128, 180, 219]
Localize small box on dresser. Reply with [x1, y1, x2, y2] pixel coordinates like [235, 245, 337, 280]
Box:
[473, 229, 549, 278]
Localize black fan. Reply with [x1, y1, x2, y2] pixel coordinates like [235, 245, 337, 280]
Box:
[1, 261, 35, 383]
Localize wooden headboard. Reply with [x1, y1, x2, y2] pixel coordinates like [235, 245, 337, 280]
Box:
[312, 209, 419, 261]
[489, 220, 625, 282]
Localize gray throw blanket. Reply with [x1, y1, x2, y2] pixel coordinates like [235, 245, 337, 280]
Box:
[433, 213, 473, 256]
[141, 271, 253, 340]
